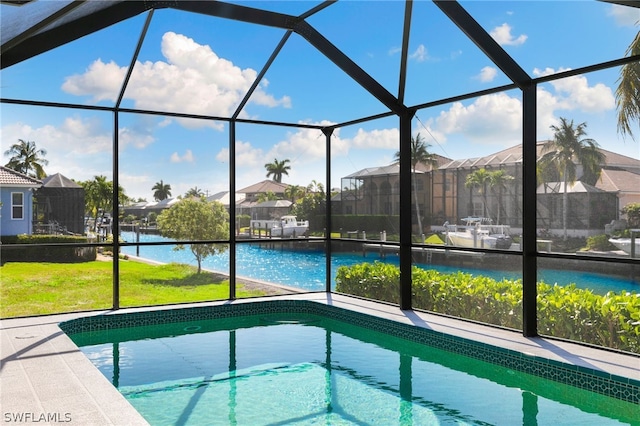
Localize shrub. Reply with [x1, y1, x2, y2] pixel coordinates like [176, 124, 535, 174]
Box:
[335, 262, 640, 353]
[622, 202, 640, 228]
[0, 234, 97, 263]
[584, 234, 616, 251]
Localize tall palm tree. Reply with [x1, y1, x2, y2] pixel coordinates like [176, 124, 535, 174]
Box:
[394, 133, 438, 235]
[465, 168, 493, 220]
[264, 158, 291, 183]
[616, 29, 640, 141]
[4, 139, 48, 179]
[152, 180, 172, 201]
[539, 117, 605, 241]
[488, 169, 514, 225]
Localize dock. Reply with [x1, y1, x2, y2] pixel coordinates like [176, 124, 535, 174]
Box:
[362, 243, 485, 263]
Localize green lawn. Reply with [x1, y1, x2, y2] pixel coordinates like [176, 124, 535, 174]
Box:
[1, 260, 265, 318]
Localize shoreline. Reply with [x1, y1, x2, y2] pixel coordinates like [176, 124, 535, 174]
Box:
[99, 252, 306, 296]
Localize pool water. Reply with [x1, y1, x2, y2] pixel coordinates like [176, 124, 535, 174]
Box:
[120, 232, 638, 294]
[73, 313, 637, 425]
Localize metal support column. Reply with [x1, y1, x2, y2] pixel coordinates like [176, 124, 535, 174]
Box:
[229, 121, 237, 300]
[399, 109, 415, 310]
[323, 127, 334, 293]
[112, 111, 120, 310]
[522, 85, 538, 337]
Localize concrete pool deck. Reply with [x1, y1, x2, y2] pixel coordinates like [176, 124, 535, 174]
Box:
[1, 293, 639, 425]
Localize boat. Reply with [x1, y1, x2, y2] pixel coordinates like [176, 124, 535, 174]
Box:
[250, 215, 309, 237]
[608, 237, 640, 256]
[271, 215, 309, 237]
[444, 217, 513, 249]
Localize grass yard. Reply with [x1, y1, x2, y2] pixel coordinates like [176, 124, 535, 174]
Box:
[1, 259, 266, 318]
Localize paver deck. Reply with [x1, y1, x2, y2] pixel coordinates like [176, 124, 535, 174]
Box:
[2, 294, 638, 425]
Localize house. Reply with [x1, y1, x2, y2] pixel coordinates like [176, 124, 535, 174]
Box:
[337, 155, 452, 233]
[34, 173, 85, 235]
[0, 166, 42, 236]
[339, 141, 640, 235]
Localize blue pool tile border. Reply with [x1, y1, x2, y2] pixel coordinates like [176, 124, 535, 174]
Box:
[59, 300, 639, 405]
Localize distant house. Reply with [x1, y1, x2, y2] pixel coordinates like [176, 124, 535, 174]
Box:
[237, 180, 289, 203]
[0, 166, 42, 236]
[236, 180, 291, 220]
[339, 141, 640, 235]
[536, 181, 618, 231]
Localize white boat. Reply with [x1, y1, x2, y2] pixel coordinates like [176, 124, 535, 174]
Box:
[271, 215, 309, 237]
[250, 215, 309, 237]
[444, 217, 513, 249]
[608, 237, 640, 255]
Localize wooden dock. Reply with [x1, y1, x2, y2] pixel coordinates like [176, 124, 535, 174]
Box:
[361, 243, 485, 263]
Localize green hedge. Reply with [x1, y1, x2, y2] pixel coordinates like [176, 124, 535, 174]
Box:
[0, 235, 97, 263]
[335, 262, 640, 353]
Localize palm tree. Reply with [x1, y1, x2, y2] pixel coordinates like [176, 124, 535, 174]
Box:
[264, 158, 291, 183]
[4, 139, 48, 179]
[539, 117, 605, 240]
[465, 168, 493, 220]
[616, 29, 640, 141]
[152, 180, 172, 201]
[306, 180, 324, 194]
[284, 184, 304, 203]
[394, 133, 438, 235]
[256, 191, 278, 203]
[488, 169, 514, 225]
[81, 175, 120, 232]
[184, 186, 204, 198]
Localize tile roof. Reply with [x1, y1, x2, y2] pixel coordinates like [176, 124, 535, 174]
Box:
[597, 169, 640, 193]
[238, 180, 289, 194]
[0, 166, 42, 187]
[439, 141, 640, 172]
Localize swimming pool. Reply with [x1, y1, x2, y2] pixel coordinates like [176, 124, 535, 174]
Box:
[120, 232, 639, 294]
[62, 300, 639, 425]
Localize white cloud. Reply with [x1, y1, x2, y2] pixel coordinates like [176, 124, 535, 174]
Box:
[388, 46, 402, 56]
[533, 67, 615, 113]
[350, 128, 399, 150]
[0, 114, 160, 186]
[1, 120, 112, 180]
[170, 149, 194, 163]
[475, 66, 498, 83]
[61, 59, 126, 102]
[433, 93, 523, 146]
[61, 32, 291, 126]
[409, 44, 428, 62]
[607, 4, 639, 27]
[216, 140, 264, 167]
[490, 23, 527, 46]
[268, 123, 331, 161]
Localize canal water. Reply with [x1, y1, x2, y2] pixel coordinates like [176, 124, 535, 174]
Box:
[120, 232, 638, 295]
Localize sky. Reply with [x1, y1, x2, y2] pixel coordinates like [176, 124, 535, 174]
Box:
[1, 1, 639, 201]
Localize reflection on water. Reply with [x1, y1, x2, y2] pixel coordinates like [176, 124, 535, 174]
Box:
[119, 232, 638, 294]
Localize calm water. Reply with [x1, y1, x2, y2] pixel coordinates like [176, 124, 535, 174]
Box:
[120, 232, 639, 295]
[73, 313, 636, 425]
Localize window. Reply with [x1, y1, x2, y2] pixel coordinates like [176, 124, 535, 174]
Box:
[11, 192, 24, 220]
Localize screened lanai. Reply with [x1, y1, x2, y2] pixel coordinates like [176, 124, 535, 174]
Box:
[1, 0, 639, 354]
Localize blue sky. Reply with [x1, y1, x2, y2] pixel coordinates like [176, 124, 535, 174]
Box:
[1, 1, 638, 201]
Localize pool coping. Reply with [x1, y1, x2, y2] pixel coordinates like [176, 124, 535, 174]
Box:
[2, 293, 639, 425]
